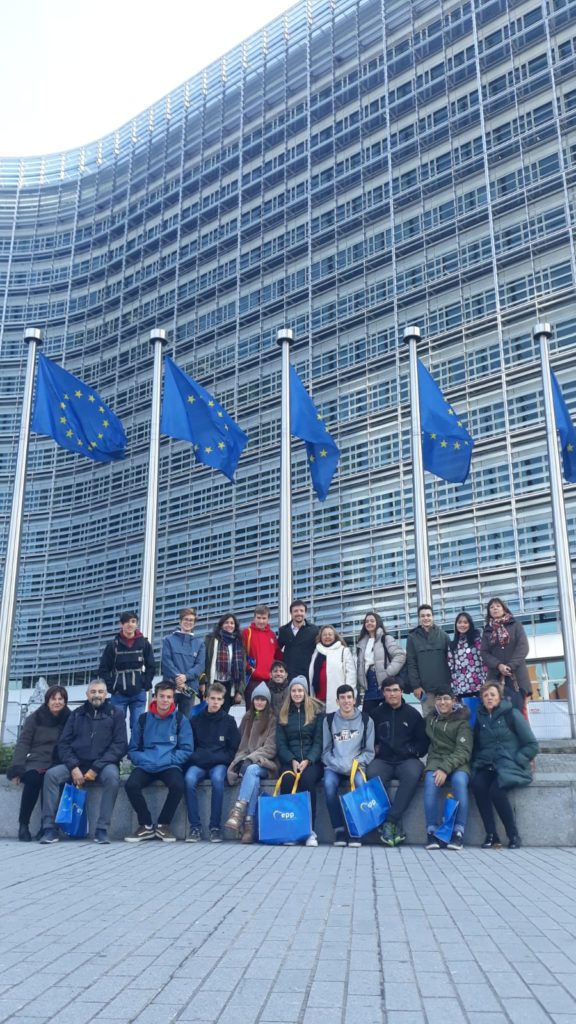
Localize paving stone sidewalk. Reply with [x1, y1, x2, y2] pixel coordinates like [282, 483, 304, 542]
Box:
[0, 840, 575, 1024]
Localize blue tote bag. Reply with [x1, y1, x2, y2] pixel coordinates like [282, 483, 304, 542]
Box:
[258, 771, 312, 845]
[340, 760, 391, 838]
[55, 783, 89, 838]
[434, 794, 459, 843]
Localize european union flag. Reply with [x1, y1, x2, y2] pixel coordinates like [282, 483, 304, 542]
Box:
[31, 354, 127, 463]
[418, 360, 474, 484]
[551, 370, 576, 483]
[160, 356, 248, 482]
[290, 366, 340, 501]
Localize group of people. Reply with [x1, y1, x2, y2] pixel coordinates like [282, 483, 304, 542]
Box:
[7, 596, 538, 849]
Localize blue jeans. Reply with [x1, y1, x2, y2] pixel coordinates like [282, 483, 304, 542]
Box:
[237, 764, 268, 817]
[110, 691, 147, 734]
[424, 770, 469, 834]
[323, 767, 365, 832]
[185, 764, 227, 830]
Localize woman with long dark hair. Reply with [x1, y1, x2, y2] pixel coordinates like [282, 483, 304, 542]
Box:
[480, 598, 531, 712]
[204, 613, 246, 711]
[7, 685, 70, 841]
[448, 612, 486, 699]
[356, 611, 406, 716]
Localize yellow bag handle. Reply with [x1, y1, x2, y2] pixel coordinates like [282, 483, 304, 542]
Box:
[349, 758, 366, 791]
[273, 770, 301, 796]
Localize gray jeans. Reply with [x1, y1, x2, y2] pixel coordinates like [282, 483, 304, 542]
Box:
[42, 764, 120, 831]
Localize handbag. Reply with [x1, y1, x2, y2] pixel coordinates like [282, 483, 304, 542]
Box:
[258, 771, 312, 845]
[55, 782, 88, 838]
[339, 759, 391, 838]
[434, 793, 459, 843]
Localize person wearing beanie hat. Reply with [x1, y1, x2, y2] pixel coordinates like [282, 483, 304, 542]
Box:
[225, 681, 278, 843]
[276, 679, 324, 846]
[7, 685, 71, 842]
[424, 692, 472, 851]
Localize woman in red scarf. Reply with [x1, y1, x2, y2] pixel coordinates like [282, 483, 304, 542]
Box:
[480, 598, 531, 713]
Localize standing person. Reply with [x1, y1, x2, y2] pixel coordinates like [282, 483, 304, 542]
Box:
[367, 679, 429, 847]
[268, 660, 291, 718]
[184, 683, 240, 843]
[204, 613, 246, 712]
[242, 605, 282, 708]
[480, 598, 531, 712]
[40, 679, 127, 845]
[124, 680, 193, 843]
[321, 684, 375, 847]
[406, 605, 451, 712]
[276, 677, 324, 846]
[162, 607, 206, 717]
[277, 600, 317, 680]
[7, 686, 71, 842]
[98, 611, 155, 732]
[471, 681, 538, 849]
[448, 612, 486, 700]
[225, 683, 278, 844]
[309, 625, 356, 713]
[424, 692, 472, 851]
[356, 611, 406, 716]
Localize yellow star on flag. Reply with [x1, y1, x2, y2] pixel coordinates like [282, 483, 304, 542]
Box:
[59, 416, 66, 424]
[218, 442, 226, 449]
[75, 390, 82, 398]
[88, 395, 95, 403]
[440, 440, 448, 448]
[187, 395, 195, 403]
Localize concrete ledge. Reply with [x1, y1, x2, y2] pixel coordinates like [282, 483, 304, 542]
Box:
[1, 772, 574, 846]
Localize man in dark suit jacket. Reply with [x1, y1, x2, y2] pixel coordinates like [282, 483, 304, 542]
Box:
[277, 599, 317, 680]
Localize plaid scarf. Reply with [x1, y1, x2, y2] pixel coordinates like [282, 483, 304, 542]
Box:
[216, 631, 244, 687]
[489, 614, 512, 648]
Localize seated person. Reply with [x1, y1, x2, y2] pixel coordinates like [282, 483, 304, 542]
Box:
[184, 683, 240, 843]
[424, 691, 472, 850]
[268, 660, 290, 718]
[321, 684, 375, 847]
[367, 679, 429, 846]
[124, 680, 193, 843]
[276, 676, 324, 846]
[41, 679, 127, 845]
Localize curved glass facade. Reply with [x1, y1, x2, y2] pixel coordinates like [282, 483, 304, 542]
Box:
[1, 0, 576, 689]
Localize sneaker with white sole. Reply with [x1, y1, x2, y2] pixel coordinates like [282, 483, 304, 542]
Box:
[125, 824, 155, 843]
[305, 832, 318, 847]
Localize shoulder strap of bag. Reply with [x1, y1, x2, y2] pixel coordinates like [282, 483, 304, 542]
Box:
[273, 770, 300, 796]
[137, 711, 148, 751]
[349, 757, 367, 791]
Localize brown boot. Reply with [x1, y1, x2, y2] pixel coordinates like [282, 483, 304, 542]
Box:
[240, 816, 254, 844]
[224, 800, 247, 835]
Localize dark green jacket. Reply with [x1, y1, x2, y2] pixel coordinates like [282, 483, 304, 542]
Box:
[406, 625, 451, 695]
[425, 705, 473, 775]
[472, 700, 538, 788]
[276, 703, 324, 767]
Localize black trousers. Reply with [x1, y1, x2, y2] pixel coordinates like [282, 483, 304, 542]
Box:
[366, 758, 423, 824]
[278, 762, 323, 821]
[125, 767, 184, 826]
[471, 767, 517, 839]
[18, 769, 45, 826]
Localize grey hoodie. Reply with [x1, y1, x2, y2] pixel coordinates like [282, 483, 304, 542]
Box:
[321, 708, 375, 774]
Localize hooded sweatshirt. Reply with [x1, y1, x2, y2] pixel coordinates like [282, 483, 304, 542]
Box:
[321, 707, 375, 774]
[128, 701, 193, 773]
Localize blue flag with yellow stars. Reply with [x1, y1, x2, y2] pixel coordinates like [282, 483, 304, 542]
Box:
[418, 360, 474, 484]
[290, 365, 340, 501]
[160, 356, 248, 482]
[31, 354, 127, 463]
[551, 370, 576, 483]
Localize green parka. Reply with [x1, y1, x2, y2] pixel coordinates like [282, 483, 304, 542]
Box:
[425, 704, 473, 775]
[276, 702, 324, 767]
[472, 699, 538, 788]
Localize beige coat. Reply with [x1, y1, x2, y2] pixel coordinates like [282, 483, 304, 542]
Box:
[227, 710, 278, 783]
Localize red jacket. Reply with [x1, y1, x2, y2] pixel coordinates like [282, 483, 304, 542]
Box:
[242, 624, 282, 682]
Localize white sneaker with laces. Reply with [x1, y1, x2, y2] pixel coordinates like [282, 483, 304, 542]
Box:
[305, 832, 318, 847]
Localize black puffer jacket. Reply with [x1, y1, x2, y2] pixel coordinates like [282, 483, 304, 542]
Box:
[58, 701, 128, 774]
[371, 700, 429, 764]
[8, 704, 71, 776]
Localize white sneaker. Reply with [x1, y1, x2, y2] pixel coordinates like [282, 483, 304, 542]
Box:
[305, 832, 318, 847]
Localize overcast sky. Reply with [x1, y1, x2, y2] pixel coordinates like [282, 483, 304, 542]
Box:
[0, 0, 295, 157]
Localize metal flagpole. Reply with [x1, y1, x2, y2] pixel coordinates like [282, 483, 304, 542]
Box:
[404, 325, 432, 608]
[140, 328, 167, 645]
[0, 328, 42, 740]
[277, 327, 293, 625]
[536, 322, 576, 738]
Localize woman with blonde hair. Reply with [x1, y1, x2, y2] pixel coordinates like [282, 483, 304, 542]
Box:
[309, 625, 356, 713]
[276, 677, 324, 846]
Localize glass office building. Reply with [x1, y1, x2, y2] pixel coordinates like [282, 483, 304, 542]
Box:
[1, 0, 575, 692]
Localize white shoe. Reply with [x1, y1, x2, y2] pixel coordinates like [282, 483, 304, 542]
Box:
[305, 832, 318, 847]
